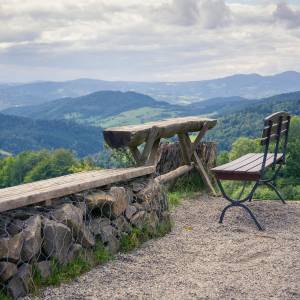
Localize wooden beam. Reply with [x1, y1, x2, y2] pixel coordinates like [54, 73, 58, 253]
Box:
[193, 122, 209, 148]
[193, 152, 217, 196]
[148, 139, 161, 166]
[0, 166, 156, 213]
[129, 146, 142, 164]
[178, 133, 191, 165]
[140, 126, 160, 164]
[104, 117, 217, 148]
[155, 164, 194, 184]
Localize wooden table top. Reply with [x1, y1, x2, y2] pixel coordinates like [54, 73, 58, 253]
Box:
[103, 116, 217, 148]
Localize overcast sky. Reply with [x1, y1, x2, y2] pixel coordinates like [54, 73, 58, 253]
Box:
[0, 0, 300, 82]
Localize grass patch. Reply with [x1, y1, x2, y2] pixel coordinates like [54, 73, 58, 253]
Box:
[28, 241, 112, 298]
[120, 219, 173, 253]
[0, 290, 9, 300]
[167, 170, 206, 208]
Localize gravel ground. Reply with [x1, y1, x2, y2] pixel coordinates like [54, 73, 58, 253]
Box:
[33, 195, 300, 300]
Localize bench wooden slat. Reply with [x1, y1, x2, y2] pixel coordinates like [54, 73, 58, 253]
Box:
[212, 153, 259, 171]
[211, 153, 283, 181]
[0, 166, 155, 212]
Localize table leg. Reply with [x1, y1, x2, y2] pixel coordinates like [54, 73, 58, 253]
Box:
[129, 146, 142, 166]
[178, 131, 217, 196]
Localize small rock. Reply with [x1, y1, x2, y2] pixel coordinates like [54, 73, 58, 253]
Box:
[43, 219, 73, 264]
[78, 226, 95, 248]
[132, 182, 146, 193]
[89, 218, 110, 236]
[7, 275, 26, 299]
[100, 223, 118, 244]
[21, 215, 42, 262]
[0, 262, 17, 282]
[85, 191, 113, 211]
[0, 216, 11, 237]
[36, 261, 51, 280]
[159, 211, 171, 225]
[7, 219, 25, 236]
[144, 212, 159, 234]
[75, 201, 87, 216]
[52, 203, 83, 229]
[130, 211, 146, 229]
[18, 263, 32, 291]
[109, 187, 129, 217]
[52, 203, 95, 248]
[67, 243, 83, 262]
[8, 263, 32, 299]
[0, 232, 23, 262]
[136, 180, 163, 212]
[132, 202, 145, 212]
[86, 187, 129, 218]
[106, 236, 120, 255]
[125, 205, 137, 220]
[112, 216, 132, 235]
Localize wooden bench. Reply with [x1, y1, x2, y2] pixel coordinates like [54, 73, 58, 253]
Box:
[104, 116, 217, 195]
[0, 166, 155, 213]
[211, 112, 291, 230]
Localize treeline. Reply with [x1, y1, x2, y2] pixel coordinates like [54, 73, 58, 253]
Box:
[0, 113, 103, 157]
[0, 149, 94, 188]
[0, 147, 134, 189]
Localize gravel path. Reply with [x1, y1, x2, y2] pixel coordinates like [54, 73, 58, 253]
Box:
[34, 195, 300, 300]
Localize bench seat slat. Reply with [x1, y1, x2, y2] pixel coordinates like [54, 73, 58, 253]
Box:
[211, 153, 283, 181]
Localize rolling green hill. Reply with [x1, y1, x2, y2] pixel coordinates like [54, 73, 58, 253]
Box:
[3, 91, 182, 128]
[0, 113, 103, 157]
[2, 89, 300, 157]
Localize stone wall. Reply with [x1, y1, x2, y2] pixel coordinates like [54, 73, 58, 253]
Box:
[0, 176, 170, 299]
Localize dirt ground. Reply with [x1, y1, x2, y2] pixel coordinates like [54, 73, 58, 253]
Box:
[32, 195, 300, 300]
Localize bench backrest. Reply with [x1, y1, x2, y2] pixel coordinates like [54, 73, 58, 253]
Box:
[261, 111, 291, 171]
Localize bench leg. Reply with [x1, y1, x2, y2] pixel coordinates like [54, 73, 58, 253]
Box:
[265, 182, 286, 204]
[219, 202, 263, 231]
[217, 180, 264, 231]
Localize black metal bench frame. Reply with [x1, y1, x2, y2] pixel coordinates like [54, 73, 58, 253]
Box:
[213, 112, 291, 230]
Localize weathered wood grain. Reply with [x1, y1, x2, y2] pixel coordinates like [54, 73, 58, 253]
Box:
[0, 166, 155, 212]
[155, 164, 194, 184]
[104, 116, 217, 148]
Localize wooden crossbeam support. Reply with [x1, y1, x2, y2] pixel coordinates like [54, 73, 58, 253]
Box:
[148, 139, 161, 166]
[140, 126, 160, 165]
[155, 164, 194, 184]
[193, 122, 209, 149]
[178, 130, 217, 196]
[129, 146, 142, 164]
[193, 152, 217, 196]
[178, 133, 191, 165]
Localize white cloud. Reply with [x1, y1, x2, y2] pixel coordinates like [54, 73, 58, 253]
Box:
[0, 0, 299, 81]
[273, 2, 300, 28]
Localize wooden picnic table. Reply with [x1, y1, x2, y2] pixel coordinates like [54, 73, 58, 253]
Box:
[104, 116, 217, 195]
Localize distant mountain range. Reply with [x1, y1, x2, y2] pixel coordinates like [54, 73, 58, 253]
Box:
[4, 90, 300, 130]
[1, 71, 300, 109]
